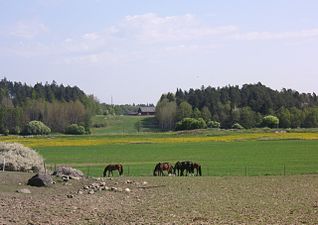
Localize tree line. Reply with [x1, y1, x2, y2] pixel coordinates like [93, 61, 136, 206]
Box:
[156, 82, 318, 130]
[0, 78, 99, 134]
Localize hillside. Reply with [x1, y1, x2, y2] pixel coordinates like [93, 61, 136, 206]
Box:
[91, 115, 159, 134]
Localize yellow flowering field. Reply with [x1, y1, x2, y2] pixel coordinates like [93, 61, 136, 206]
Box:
[1, 132, 318, 148]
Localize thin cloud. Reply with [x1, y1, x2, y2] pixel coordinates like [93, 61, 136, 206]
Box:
[232, 28, 318, 41]
[119, 13, 238, 43]
[10, 20, 49, 39]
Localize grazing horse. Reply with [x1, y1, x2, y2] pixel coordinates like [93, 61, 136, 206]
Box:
[191, 162, 202, 176]
[103, 164, 123, 177]
[174, 161, 193, 176]
[153, 162, 174, 176]
[174, 161, 182, 176]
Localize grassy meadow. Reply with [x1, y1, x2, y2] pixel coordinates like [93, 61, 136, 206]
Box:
[1, 116, 318, 177]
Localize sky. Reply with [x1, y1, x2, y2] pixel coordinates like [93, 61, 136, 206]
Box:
[1, 0, 318, 104]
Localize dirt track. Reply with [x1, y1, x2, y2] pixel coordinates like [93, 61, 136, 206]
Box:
[0, 172, 318, 225]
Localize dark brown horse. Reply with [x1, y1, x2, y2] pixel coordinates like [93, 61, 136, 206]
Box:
[191, 162, 202, 176]
[153, 162, 174, 176]
[103, 164, 123, 177]
[174, 161, 193, 176]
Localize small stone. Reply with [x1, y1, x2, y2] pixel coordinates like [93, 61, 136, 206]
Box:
[117, 187, 123, 192]
[126, 180, 132, 184]
[88, 190, 95, 194]
[70, 176, 80, 180]
[16, 188, 31, 194]
[142, 181, 148, 185]
[62, 175, 70, 182]
[110, 187, 117, 192]
[83, 185, 89, 190]
[125, 188, 131, 193]
[100, 182, 106, 186]
[67, 194, 74, 198]
[91, 183, 99, 187]
[105, 186, 110, 191]
[78, 190, 84, 195]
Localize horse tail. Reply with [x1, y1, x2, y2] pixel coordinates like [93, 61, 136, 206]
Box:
[103, 166, 108, 177]
[119, 165, 123, 176]
[198, 165, 202, 176]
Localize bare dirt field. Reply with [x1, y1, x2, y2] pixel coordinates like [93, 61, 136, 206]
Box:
[0, 172, 317, 225]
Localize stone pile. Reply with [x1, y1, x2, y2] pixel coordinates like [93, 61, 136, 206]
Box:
[52, 166, 84, 181]
[75, 181, 131, 196]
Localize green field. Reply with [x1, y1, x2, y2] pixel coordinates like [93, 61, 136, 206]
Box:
[2, 115, 318, 177]
[37, 139, 318, 177]
[91, 115, 159, 134]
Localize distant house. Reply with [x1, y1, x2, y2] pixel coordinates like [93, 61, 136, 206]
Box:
[137, 106, 156, 116]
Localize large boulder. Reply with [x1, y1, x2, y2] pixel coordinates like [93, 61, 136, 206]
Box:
[53, 166, 84, 179]
[27, 173, 53, 187]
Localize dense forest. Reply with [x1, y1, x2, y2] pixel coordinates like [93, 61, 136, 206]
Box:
[0, 78, 99, 134]
[156, 82, 318, 130]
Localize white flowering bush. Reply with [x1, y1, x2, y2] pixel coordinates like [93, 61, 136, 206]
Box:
[0, 142, 44, 172]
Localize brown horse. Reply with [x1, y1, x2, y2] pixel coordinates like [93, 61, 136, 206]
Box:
[153, 162, 174, 176]
[191, 162, 202, 176]
[103, 164, 123, 177]
[174, 161, 193, 176]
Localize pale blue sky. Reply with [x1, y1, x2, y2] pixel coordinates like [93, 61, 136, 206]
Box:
[1, 0, 318, 104]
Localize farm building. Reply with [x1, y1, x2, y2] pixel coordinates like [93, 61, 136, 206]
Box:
[137, 106, 156, 116]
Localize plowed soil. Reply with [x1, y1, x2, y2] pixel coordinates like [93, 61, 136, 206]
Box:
[0, 172, 318, 225]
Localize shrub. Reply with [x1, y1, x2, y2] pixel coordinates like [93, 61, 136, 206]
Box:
[176, 117, 207, 131]
[262, 115, 279, 128]
[93, 122, 107, 128]
[232, 123, 244, 129]
[3, 129, 9, 136]
[0, 142, 44, 172]
[65, 124, 86, 135]
[24, 121, 51, 135]
[207, 120, 221, 128]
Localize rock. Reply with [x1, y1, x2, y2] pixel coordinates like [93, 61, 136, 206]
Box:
[27, 173, 53, 187]
[78, 190, 84, 195]
[16, 188, 31, 194]
[100, 182, 106, 186]
[67, 194, 74, 198]
[52, 166, 84, 179]
[91, 182, 99, 187]
[88, 190, 95, 194]
[62, 175, 70, 182]
[142, 181, 148, 185]
[124, 188, 131, 193]
[105, 186, 110, 191]
[117, 188, 123, 192]
[126, 180, 133, 184]
[83, 185, 89, 190]
[110, 187, 117, 192]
